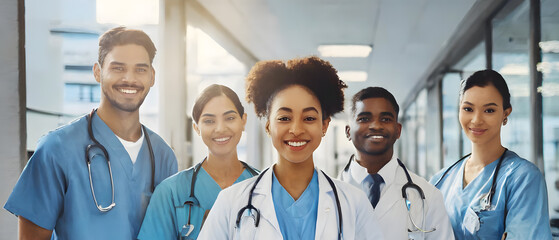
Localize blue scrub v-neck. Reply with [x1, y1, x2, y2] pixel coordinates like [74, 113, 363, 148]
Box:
[137, 164, 256, 240]
[272, 170, 319, 240]
[459, 157, 500, 192]
[92, 114, 136, 180]
[196, 166, 251, 210]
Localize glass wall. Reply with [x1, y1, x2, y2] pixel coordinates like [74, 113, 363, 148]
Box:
[402, 102, 417, 172]
[442, 73, 462, 167]
[425, 83, 442, 178]
[415, 89, 428, 176]
[541, 0, 559, 224]
[492, 0, 531, 159]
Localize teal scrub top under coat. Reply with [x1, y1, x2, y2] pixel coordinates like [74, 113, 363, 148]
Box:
[4, 113, 178, 240]
[272, 170, 319, 240]
[138, 164, 257, 240]
[430, 150, 552, 240]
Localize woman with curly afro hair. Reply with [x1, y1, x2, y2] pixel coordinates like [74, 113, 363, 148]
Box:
[199, 56, 384, 240]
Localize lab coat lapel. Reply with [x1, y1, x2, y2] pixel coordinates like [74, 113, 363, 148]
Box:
[251, 168, 282, 236]
[374, 169, 406, 219]
[315, 169, 336, 240]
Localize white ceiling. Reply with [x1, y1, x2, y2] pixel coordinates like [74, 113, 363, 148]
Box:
[197, 0, 477, 103]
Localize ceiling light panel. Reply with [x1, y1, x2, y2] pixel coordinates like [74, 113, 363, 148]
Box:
[338, 71, 368, 82]
[318, 44, 372, 58]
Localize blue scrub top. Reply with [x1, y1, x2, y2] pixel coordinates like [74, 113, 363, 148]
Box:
[430, 150, 552, 239]
[138, 164, 258, 240]
[4, 113, 178, 240]
[272, 169, 319, 240]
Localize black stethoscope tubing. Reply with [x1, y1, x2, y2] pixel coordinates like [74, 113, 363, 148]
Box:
[396, 159, 426, 199]
[235, 168, 343, 240]
[86, 108, 156, 210]
[434, 148, 508, 207]
[183, 159, 258, 230]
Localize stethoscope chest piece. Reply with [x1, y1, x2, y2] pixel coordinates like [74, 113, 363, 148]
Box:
[479, 192, 492, 211]
[181, 224, 195, 238]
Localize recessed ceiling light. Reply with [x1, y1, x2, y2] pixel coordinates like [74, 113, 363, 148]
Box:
[318, 45, 372, 58]
[338, 71, 368, 82]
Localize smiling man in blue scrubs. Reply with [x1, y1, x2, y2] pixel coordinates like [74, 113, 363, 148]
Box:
[4, 27, 178, 240]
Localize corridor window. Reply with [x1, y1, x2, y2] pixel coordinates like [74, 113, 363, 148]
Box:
[64, 83, 100, 103]
[402, 102, 417, 172]
[492, 0, 531, 159]
[442, 73, 462, 167]
[541, 0, 559, 223]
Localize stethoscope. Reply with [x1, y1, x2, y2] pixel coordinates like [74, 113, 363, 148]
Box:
[343, 155, 436, 234]
[235, 168, 344, 240]
[181, 158, 258, 239]
[434, 148, 508, 212]
[85, 108, 155, 212]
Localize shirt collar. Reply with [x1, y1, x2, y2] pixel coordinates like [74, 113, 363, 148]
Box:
[349, 154, 399, 186]
[377, 155, 398, 186]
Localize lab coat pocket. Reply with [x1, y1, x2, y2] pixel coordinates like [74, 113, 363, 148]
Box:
[476, 210, 505, 239]
[407, 231, 424, 240]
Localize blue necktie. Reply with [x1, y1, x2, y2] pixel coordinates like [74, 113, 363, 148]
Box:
[361, 173, 384, 208]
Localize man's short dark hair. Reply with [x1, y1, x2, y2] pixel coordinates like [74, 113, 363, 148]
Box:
[98, 26, 157, 66]
[351, 87, 399, 117]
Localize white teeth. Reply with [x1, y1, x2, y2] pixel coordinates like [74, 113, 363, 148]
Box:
[214, 137, 231, 142]
[371, 136, 384, 139]
[287, 141, 307, 147]
[120, 89, 137, 94]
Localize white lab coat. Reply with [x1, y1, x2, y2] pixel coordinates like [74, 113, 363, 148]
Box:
[198, 165, 384, 240]
[339, 156, 454, 240]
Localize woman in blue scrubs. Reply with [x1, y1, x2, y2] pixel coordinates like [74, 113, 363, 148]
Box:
[138, 84, 259, 240]
[198, 57, 383, 240]
[430, 70, 552, 239]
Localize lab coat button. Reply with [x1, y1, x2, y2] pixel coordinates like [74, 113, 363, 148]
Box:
[325, 208, 331, 213]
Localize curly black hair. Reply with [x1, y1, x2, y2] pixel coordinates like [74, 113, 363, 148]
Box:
[245, 56, 347, 119]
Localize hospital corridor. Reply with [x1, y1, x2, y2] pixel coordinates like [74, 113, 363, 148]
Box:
[0, 0, 558, 239]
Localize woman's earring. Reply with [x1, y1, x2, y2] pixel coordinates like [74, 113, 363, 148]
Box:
[503, 117, 508, 126]
[322, 132, 326, 137]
